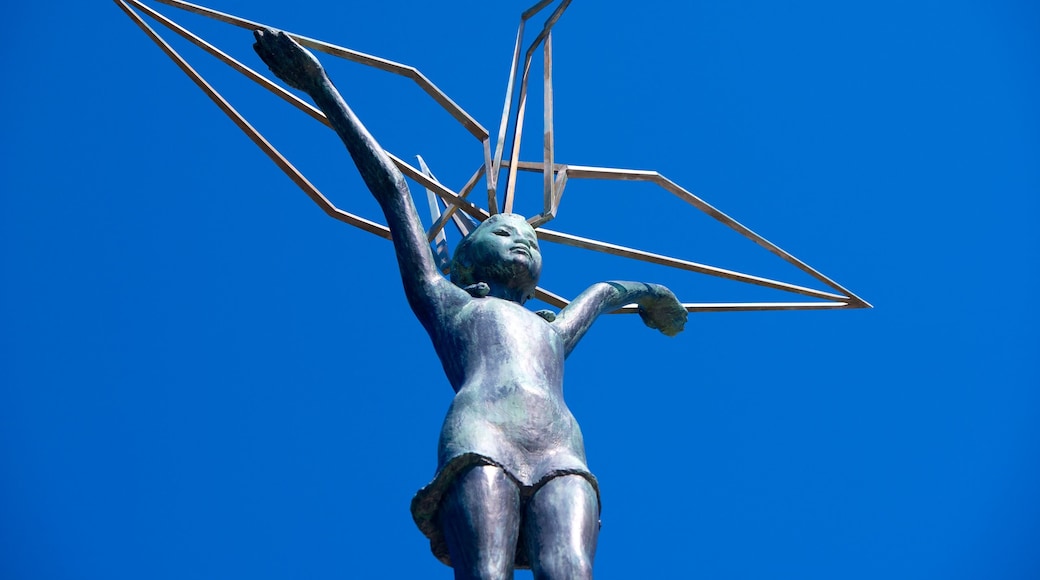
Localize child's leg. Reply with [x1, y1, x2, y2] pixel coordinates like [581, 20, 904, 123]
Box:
[439, 465, 521, 580]
[522, 475, 598, 580]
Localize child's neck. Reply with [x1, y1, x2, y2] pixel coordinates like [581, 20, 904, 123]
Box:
[485, 283, 528, 305]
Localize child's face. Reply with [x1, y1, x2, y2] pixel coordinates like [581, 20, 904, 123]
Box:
[470, 214, 542, 288]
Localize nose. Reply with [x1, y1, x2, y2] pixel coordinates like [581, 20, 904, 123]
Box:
[510, 234, 530, 248]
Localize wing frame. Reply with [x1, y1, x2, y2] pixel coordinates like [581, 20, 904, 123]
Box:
[116, 0, 871, 314]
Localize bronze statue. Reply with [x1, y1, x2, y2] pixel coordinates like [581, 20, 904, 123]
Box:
[253, 28, 686, 580]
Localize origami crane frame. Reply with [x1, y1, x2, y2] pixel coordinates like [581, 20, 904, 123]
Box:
[115, 0, 871, 313]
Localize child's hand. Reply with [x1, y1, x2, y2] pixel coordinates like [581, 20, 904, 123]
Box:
[637, 284, 687, 337]
[253, 28, 326, 94]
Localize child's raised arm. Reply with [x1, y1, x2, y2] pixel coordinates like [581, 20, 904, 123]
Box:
[553, 281, 687, 357]
[253, 29, 463, 326]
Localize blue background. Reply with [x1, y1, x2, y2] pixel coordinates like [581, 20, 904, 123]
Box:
[2, 1, 1038, 578]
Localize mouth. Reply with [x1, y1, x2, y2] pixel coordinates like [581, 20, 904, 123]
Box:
[510, 245, 531, 257]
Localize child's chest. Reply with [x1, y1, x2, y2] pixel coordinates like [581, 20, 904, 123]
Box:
[448, 299, 564, 360]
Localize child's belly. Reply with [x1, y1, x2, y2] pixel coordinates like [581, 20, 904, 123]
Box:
[438, 379, 587, 484]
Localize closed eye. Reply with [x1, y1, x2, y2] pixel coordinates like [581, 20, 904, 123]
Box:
[494, 229, 510, 236]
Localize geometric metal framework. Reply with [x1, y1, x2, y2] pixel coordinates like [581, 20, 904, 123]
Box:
[115, 0, 871, 313]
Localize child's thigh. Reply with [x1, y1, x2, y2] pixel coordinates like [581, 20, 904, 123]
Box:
[522, 475, 598, 575]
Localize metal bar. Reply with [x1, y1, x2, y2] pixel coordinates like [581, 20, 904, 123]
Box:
[528, 1, 573, 56]
[388, 154, 491, 223]
[535, 227, 850, 302]
[417, 156, 450, 272]
[427, 166, 484, 242]
[543, 31, 555, 221]
[139, 0, 492, 239]
[528, 214, 551, 228]
[503, 0, 573, 213]
[131, 1, 490, 246]
[527, 164, 566, 227]
[133, 0, 868, 312]
[552, 165, 569, 213]
[652, 174, 869, 305]
[557, 164, 869, 306]
[457, 167, 487, 204]
[491, 1, 560, 192]
[533, 290, 849, 315]
[116, 0, 390, 239]
[502, 160, 566, 172]
[534, 287, 570, 309]
[482, 138, 498, 215]
[612, 301, 853, 314]
[503, 95, 527, 213]
[565, 165, 659, 180]
[126, 0, 328, 127]
[147, 0, 488, 140]
[492, 19, 526, 203]
[286, 44, 489, 139]
[502, 48, 537, 213]
[450, 211, 474, 238]
[147, 0, 264, 30]
[521, 0, 558, 20]
[450, 167, 483, 237]
[525, 166, 567, 226]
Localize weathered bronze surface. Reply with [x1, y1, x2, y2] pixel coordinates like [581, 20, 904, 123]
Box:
[254, 28, 686, 580]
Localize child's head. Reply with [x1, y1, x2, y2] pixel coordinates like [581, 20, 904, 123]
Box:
[450, 214, 542, 303]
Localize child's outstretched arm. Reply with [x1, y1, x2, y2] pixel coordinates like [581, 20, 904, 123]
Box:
[553, 282, 687, 357]
[252, 29, 463, 325]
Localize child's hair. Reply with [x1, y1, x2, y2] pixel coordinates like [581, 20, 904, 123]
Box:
[448, 229, 481, 289]
[450, 214, 539, 303]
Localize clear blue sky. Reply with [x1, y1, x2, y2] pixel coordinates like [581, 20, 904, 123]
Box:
[2, 1, 1038, 578]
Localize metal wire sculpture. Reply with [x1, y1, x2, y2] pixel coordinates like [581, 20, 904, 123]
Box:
[115, 0, 870, 313]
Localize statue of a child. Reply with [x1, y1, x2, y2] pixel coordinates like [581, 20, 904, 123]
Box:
[254, 28, 687, 580]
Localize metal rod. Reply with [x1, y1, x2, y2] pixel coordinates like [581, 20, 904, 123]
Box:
[146, 0, 488, 140]
[133, 1, 488, 245]
[121, 2, 491, 243]
[498, 159, 868, 307]
[564, 166, 659, 180]
[492, 19, 526, 205]
[427, 166, 484, 242]
[534, 287, 569, 308]
[127, 0, 869, 313]
[132, 1, 491, 240]
[651, 165, 868, 305]
[482, 138, 498, 215]
[457, 167, 487, 205]
[559, 164, 869, 306]
[503, 0, 573, 213]
[116, 0, 390, 240]
[146, 0, 264, 30]
[417, 156, 450, 271]
[125, 0, 328, 126]
[535, 227, 850, 302]
[492, 0, 561, 195]
[450, 211, 474, 238]
[552, 165, 569, 213]
[521, 0, 558, 20]
[502, 160, 566, 172]
[503, 97, 527, 214]
[613, 301, 853, 314]
[388, 154, 491, 223]
[543, 31, 555, 223]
